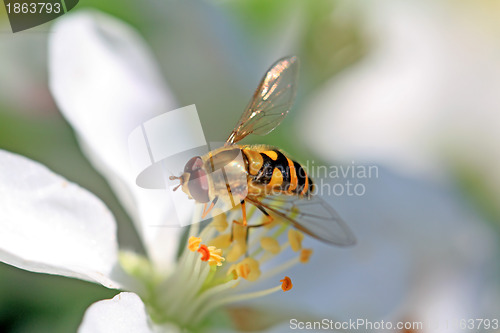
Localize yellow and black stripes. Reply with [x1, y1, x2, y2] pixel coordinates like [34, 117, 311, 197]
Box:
[242, 148, 313, 197]
[292, 160, 312, 196]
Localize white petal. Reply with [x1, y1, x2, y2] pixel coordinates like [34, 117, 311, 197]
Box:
[0, 150, 120, 288]
[49, 10, 192, 271]
[79, 292, 153, 333]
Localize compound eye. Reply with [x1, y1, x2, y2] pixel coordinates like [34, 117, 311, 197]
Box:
[187, 169, 210, 203]
[184, 156, 204, 173]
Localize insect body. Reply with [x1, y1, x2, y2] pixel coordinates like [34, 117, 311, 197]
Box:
[241, 146, 314, 198]
[171, 56, 355, 246]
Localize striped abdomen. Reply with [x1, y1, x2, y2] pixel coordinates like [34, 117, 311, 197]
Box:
[242, 147, 314, 198]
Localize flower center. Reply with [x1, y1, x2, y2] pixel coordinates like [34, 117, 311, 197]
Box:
[121, 204, 313, 331]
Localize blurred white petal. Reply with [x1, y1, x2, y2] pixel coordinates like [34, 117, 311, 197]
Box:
[0, 150, 120, 288]
[79, 292, 154, 333]
[302, 0, 500, 180]
[49, 10, 194, 271]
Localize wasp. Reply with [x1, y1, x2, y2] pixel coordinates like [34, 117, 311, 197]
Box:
[170, 56, 355, 246]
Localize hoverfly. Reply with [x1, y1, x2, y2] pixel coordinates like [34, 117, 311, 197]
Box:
[170, 56, 355, 246]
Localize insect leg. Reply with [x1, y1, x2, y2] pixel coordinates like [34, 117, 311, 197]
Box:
[240, 200, 247, 226]
[230, 201, 251, 258]
[201, 196, 218, 219]
[248, 203, 274, 229]
[231, 200, 248, 226]
[231, 200, 248, 242]
[243, 202, 275, 257]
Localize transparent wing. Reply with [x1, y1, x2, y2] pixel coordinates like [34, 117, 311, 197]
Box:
[246, 194, 356, 246]
[226, 56, 299, 145]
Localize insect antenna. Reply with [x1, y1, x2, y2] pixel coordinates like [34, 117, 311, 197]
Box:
[169, 175, 182, 191]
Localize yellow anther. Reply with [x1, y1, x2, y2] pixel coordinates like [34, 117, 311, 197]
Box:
[299, 248, 313, 263]
[226, 266, 238, 280]
[209, 234, 232, 249]
[288, 229, 304, 252]
[280, 276, 293, 291]
[188, 236, 202, 251]
[198, 244, 225, 267]
[211, 210, 228, 232]
[237, 258, 261, 282]
[260, 237, 281, 254]
[238, 263, 251, 279]
[226, 242, 247, 262]
[207, 246, 225, 267]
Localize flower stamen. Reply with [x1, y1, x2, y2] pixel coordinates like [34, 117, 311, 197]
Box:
[236, 258, 261, 281]
[188, 236, 202, 251]
[300, 248, 313, 263]
[197, 244, 225, 267]
[207, 246, 225, 267]
[191, 278, 292, 325]
[288, 229, 304, 252]
[260, 237, 281, 254]
[280, 276, 293, 291]
[211, 210, 229, 232]
[162, 204, 312, 328]
[198, 244, 211, 261]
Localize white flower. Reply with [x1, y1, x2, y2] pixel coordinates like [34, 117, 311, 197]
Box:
[1, 6, 498, 333]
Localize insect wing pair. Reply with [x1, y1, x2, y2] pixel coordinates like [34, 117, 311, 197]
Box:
[183, 56, 355, 247]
